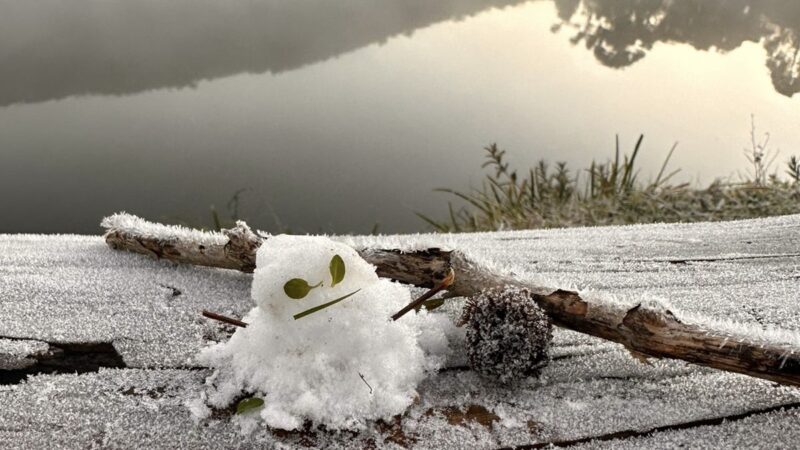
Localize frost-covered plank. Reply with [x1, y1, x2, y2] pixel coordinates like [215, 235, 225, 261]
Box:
[1, 354, 799, 449]
[566, 406, 800, 449]
[0, 235, 253, 367]
[2, 215, 800, 447]
[0, 339, 50, 370]
[346, 214, 800, 335]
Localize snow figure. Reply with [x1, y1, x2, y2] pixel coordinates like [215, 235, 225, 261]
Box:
[195, 235, 452, 431]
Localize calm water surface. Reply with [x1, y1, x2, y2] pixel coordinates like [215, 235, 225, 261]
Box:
[1, 0, 799, 234]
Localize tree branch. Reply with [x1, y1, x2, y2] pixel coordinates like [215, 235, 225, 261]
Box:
[102, 214, 800, 387]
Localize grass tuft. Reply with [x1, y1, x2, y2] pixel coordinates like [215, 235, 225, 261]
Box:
[419, 135, 800, 232]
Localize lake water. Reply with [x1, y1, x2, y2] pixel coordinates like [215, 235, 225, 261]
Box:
[1, 0, 799, 234]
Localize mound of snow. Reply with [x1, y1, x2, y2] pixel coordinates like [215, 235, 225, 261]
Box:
[195, 235, 453, 431]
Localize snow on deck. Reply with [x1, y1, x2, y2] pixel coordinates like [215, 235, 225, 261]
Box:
[1, 215, 800, 448]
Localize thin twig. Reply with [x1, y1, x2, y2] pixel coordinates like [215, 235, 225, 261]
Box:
[358, 372, 373, 394]
[391, 269, 455, 321]
[202, 310, 249, 328]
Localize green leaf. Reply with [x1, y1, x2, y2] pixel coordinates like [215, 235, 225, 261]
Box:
[236, 397, 264, 415]
[283, 278, 322, 299]
[422, 298, 445, 311]
[329, 255, 346, 287]
[293, 289, 362, 320]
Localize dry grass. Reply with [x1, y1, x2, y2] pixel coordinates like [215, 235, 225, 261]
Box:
[418, 136, 800, 232]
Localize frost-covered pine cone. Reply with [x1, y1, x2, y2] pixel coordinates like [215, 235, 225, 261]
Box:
[459, 287, 552, 383]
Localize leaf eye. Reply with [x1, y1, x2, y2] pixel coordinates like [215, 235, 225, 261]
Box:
[329, 255, 346, 287]
[283, 278, 322, 299]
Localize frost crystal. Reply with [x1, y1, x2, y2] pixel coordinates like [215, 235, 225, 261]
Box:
[460, 287, 552, 383]
[195, 235, 452, 431]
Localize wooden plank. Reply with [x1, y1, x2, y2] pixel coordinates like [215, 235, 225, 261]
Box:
[2, 215, 800, 447]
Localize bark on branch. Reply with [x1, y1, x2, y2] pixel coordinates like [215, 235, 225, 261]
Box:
[102, 215, 800, 387]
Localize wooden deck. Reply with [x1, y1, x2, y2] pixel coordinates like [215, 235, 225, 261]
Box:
[2, 215, 799, 448]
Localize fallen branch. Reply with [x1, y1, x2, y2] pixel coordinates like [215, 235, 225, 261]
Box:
[102, 214, 800, 387]
[103, 216, 260, 272]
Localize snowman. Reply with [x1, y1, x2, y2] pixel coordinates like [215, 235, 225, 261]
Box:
[193, 235, 452, 431]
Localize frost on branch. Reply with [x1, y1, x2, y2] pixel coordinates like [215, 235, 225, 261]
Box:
[460, 287, 552, 384]
[193, 235, 454, 431]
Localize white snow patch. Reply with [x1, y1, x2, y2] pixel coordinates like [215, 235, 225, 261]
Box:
[195, 235, 454, 431]
[184, 396, 211, 423]
[494, 404, 525, 429]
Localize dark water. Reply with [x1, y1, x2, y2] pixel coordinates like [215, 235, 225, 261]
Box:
[1, 0, 798, 234]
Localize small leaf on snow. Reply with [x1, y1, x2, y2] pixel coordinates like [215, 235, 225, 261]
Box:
[283, 278, 322, 299]
[329, 254, 346, 287]
[293, 289, 362, 320]
[236, 397, 264, 415]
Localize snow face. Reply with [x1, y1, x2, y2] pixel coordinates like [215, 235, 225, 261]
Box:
[196, 235, 453, 430]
